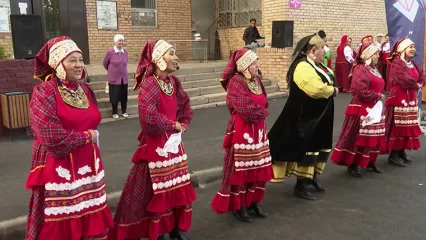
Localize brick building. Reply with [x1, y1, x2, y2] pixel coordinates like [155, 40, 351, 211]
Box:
[215, 0, 388, 90]
[0, 0, 194, 64]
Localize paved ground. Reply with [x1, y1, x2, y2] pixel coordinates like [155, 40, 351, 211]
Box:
[1, 93, 426, 239]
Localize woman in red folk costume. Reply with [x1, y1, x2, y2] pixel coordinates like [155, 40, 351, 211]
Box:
[382, 38, 425, 167]
[335, 35, 355, 92]
[109, 40, 195, 240]
[211, 48, 273, 222]
[331, 43, 386, 178]
[26, 36, 113, 240]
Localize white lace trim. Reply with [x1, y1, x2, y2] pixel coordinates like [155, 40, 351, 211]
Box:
[95, 158, 100, 173]
[56, 166, 71, 181]
[148, 154, 188, 169]
[359, 128, 386, 134]
[45, 170, 105, 191]
[152, 173, 191, 191]
[77, 165, 92, 176]
[394, 106, 418, 112]
[233, 139, 270, 150]
[395, 119, 419, 124]
[44, 194, 107, 216]
[235, 156, 272, 168]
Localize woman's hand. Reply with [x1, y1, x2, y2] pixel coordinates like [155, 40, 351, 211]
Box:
[174, 122, 182, 132]
[417, 83, 423, 89]
[334, 87, 339, 96]
[88, 129, 98, 143]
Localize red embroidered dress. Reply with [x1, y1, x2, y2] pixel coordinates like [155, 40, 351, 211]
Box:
[335, 36, 353, 92]
[26, 79, 113, 240]
[109, 75, 196, 240]
[331, 65, 386, 168]
[382, 57, 425, 151]
[211, 74, 273, 213]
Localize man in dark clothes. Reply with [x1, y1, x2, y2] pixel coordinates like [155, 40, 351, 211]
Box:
[242, 18, 264, 52]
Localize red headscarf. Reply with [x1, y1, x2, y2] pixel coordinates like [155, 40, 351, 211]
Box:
[133, 40, 157, 91]
[34, 36, 86, 82]
[387, 38, 415, 63]
[220, 48, 258, 90]
[361, 35, 373, 43]
[133, 40, 174, 91]
[348, 43, 376, 83]
[337, 35, 348, 55]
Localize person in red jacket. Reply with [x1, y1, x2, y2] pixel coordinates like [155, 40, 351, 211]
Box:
[109, 40, 196, 240]
[211, 48, 273, 222]
[335, 35, 355, 92]
[331, 43, 386, 178]
[382, 38, 425, 167]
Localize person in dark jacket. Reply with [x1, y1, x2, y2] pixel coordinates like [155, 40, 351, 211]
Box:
[243, 19, 264, 52]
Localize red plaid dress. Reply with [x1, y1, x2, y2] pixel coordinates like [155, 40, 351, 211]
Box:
[108, 75, 196, 240]
[331, 65, 386, 168]
[26, 78, 113, 240]
[211, 74, 273, 214]
[382, 58, 425, 152]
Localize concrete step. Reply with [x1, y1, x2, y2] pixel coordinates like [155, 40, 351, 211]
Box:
[99, 84, 281, 119]
[93, 79, 272, 100]
[88, 67, 225, 83]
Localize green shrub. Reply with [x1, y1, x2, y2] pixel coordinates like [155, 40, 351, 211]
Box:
[0, 45, 9, 59]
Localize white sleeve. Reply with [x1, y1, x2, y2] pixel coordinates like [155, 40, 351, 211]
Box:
[344, 46, 354, 64]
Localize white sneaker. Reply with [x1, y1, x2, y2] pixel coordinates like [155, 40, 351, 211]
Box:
[122, 113, 129, 118]
[113, 114, 119, 119]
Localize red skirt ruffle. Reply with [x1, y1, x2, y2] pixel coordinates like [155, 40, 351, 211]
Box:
[331, 115, 383, 168]
[108, 161, 194, 240]
[211, 147, 273, 214]
[382, 106, 421, 152]
[25, 187, 112, 240]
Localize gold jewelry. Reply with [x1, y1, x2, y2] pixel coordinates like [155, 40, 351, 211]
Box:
[58, 84, 89, 109]
[153, 74, 174, 96]
[245, 79, 262, 95]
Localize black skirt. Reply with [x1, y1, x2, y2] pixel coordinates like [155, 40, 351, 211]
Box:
[109, 83, 128, 104]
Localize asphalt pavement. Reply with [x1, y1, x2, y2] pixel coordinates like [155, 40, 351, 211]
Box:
[1, 93, 426, 240]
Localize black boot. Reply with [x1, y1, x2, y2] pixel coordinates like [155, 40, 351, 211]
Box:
[294, 178, 316, 200]
[388, 150, 407, 167]
[399, 150, 414, 163]
[232, 207, 253, 222]
[158, 235, 166, 240]
[367, 162, 384, 173]
[310, 173, 326, 192]
[248, 203, 267, 218]
[347, 164, 364, 178]
[169, 228, 190, 240]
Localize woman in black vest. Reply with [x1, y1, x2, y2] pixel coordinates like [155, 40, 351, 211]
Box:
[268, 33, 339, 200]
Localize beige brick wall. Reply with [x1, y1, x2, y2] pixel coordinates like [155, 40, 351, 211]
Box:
[257, 47, 291, 92]
[86, 0, 193, 64]
[216, 0, 388, 90]
[0, 34, 13, 58]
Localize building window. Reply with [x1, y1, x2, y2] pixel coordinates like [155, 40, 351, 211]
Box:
[217, 0, 261, 28]
[42, 0, 61, 39]
[131, 0, 157, 27]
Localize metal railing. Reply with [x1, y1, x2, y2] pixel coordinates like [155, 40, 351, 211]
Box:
[167, 39, 210, 63]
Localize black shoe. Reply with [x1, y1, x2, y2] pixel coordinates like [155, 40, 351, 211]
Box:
[347, 164, 364, 178]
[399, 150, 414, 163]
[388, 151, 407, 167]
[310, 174, 326, 192]
[367, 162, 384, 173]
[158, 235, 166, 240]
[169, 228, 190, 240]
[232, 207, 253, 222]
[248, 203, 267, 218]
[294, 179, 316, 200]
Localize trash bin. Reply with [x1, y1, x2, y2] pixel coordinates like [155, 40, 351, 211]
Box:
[0, 91, 31, 140]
